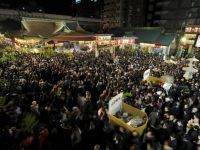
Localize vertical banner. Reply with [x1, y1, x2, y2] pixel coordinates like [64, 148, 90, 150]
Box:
[143, 69, 151, 81]
[163, 82, 172, 95]
[95, 44, 99, 58]
[110, 46, 116, 60]
[187, 45, 193, 54]
[109, 93, 123, 115]
[166, 44, 171, 56]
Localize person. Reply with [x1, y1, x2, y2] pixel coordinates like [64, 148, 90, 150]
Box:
[0, 49, 199, 150]
[94, 144, 101, 150]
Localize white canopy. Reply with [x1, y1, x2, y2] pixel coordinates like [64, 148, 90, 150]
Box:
[187, 57, 199, 62]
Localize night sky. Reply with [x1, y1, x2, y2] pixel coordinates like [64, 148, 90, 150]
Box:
[0, 0, 75, 16]
[0, 0, 103, 17]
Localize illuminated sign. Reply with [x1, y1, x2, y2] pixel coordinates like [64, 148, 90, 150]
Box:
[185, 27, 200, 33]
[96, 36, 111, 45]
[116, 38, 135, 45]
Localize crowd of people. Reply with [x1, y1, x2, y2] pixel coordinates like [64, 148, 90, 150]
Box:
[0, 50, 199, 150]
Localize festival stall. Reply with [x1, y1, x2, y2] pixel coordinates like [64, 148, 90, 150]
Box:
[0, 33, 4, 38]
[125, 28, 175, 55]
[51, 30, 96, 52]
[14, 38, 40, 47]
[139, 43, 155, 53]
[95, 34, 114, 57]
[46, 41, 95, 52]
[0, 34, 13, 50]
[107, 93, 148, 135]
[44, 41, 63, 49]
[139, 43, 170, 55]
[14, 38, 41, 53]
[21, 17, 97, 52]
[95, 34, 112, 50]
[184, 26, 200, 44]
[78, 41, 97, 51]
[112, 37, 136, 49]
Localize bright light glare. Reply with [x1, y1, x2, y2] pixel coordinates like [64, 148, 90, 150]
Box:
[181, 37, 187, 43]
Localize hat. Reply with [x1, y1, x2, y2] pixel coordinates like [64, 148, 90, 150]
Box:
[32, 101, 37, 105]
[156, 91, 162, 95]
[72, 106, 79, 111]
[165, 97, 170, 102]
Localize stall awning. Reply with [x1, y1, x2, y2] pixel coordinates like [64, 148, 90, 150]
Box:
[155, 34, 175, 46]
[126, 27, 162, 44]
[51, 31, 96, 41]
[124, 27, 175, 46]
[22, 19, 66, 38]
[21, 17, 89, 39]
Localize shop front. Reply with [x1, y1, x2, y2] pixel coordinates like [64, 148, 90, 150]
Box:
[139, 43, 155, 53]
[0, 34, 13, 51]
[112, 37, 136, 50]
[95, 34, 113, 57]
[14, 38, 41, 52]
[183, 25, 200, 53]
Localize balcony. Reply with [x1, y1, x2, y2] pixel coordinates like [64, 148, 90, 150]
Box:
[156, 1, 171, 6]
[154, 10, 169, 15]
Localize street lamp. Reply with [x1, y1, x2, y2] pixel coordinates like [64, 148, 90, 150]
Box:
[181, 37, 187, 43]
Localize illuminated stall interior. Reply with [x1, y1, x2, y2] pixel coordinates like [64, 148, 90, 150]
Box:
[112, 37, 136, 49]
[184, 26, 200, 46]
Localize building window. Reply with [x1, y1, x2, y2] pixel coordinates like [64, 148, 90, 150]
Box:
[147, 22, 151, 26]
[188, 13, 192, 18]
[147, 14, 152, 20]
[148, 5, 154, 11]
[155, 11, 169, 15]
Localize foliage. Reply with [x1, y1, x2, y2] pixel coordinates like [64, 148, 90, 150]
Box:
[0, 52, 16, 62]
[0, 96, 14, 113]
[21, 113, 39, 132]
[0, 43, 7, 49]
[0, 78, 8, 93]
[63, 52, 74, 60]
[142, 47, 149, 53]
[0, 96, 6, 108]
[123, 92, 133, 98]
[132, 48, 140, 52]
[40, 48, 55, 57]
[20, 47, 30, 53]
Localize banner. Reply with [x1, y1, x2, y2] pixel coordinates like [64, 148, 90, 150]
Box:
[109, 93, 123, 115]
[161, 75, 174, 83]
[163, 83, 172, 93]
[95, 48, 99, 58]
[143, 69, 150, 81]
[187, 45, 193, 54]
